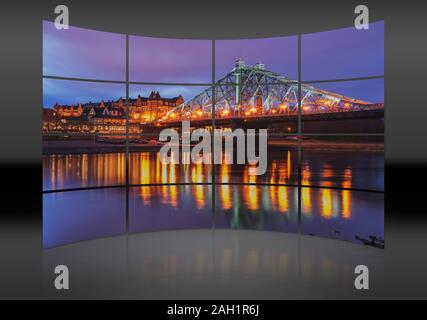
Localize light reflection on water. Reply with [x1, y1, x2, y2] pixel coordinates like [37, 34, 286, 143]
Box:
[128, 184, 299, 235]
[43, 153, 127, 190]
[43, 149, 383, 191]
[43, 149, 384, 247]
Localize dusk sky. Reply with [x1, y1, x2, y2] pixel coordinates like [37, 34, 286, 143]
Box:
[129, 36, 212, 83]
[43, 21, 126, 81]
[129, 85, 208, 102]
[215, 36, 298, 80]
[312, 78, 384, 103]
[43, 20, 384, 107]
[43, 79, 205, 107]
[43, 79, 125, 107]
[302, 21, 384, 80]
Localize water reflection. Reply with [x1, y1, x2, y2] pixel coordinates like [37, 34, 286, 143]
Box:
[43, 148, 384, 246]
[43, 153, 126, 190]
[302, 189, 383, 241]
[44, 149, 383, 191]
[221, 185, 298, 232]
[43, 184, 383, 247]
[43, 188, 126, 248]
[129, 185, 212, 233]
[302, 150, 383, 191]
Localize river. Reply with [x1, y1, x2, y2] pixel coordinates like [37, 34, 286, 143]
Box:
[43, 149, 384, 247]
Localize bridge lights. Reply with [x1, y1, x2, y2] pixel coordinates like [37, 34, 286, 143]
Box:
[190, 110, 204, 119]
[221, 110, 230, 117]
[278, 104, 288, 113]
[323, 100, 333, 107]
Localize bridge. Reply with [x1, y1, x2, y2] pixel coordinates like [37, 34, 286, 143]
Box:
[145, 59, 384, 132]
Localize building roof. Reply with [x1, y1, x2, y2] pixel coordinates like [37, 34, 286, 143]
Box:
[51, 91, 183, 109]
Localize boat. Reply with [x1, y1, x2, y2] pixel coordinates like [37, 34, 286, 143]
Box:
[355, 235, 384, 249]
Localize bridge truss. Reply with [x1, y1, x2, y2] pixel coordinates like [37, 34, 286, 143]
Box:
[159, 61, 382, 122]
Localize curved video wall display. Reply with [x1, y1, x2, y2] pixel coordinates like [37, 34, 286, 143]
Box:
[42, 20, 384, 248]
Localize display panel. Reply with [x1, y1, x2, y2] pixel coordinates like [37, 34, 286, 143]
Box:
[127, 84, 212, 185]
[43, 21, 126, 80]
[301, 136, 384, 191]
[214, 185, 299, 234]
[300, 135, 383, 245]
[43, 188, 126, 248]
[300, 79, 384, 134]
[43, 150, 126, 191]
[129, 36, 212, 83]
[129, 185, 213, 233]
[301, 21, 384, 81]
[301, 189, 384, 245]
[42, 20, 384, 248]
[211, 81, 299, 185]
[42, 79, 126, 191]
[213, 147, 299, 186]
[215, 36, 298, 81]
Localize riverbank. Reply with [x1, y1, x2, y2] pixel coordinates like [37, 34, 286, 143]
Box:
[42, 137, 383, 155]
[42, 139, 156, 155]
[268, 138, 384, 152]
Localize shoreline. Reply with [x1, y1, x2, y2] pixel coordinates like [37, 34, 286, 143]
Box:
[42, 138, 384, 155]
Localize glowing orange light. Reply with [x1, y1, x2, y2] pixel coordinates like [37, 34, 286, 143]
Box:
[321, 189, 332, 219]
[221, 110, 230, 117]
[278, 185, 288, 213]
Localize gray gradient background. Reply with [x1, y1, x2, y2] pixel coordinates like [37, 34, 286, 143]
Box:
[0, 0, 426, 299]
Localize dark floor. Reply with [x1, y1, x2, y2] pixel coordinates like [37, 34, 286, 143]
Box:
[2, 212, 427, 299]
[0, 220, 395, 299]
